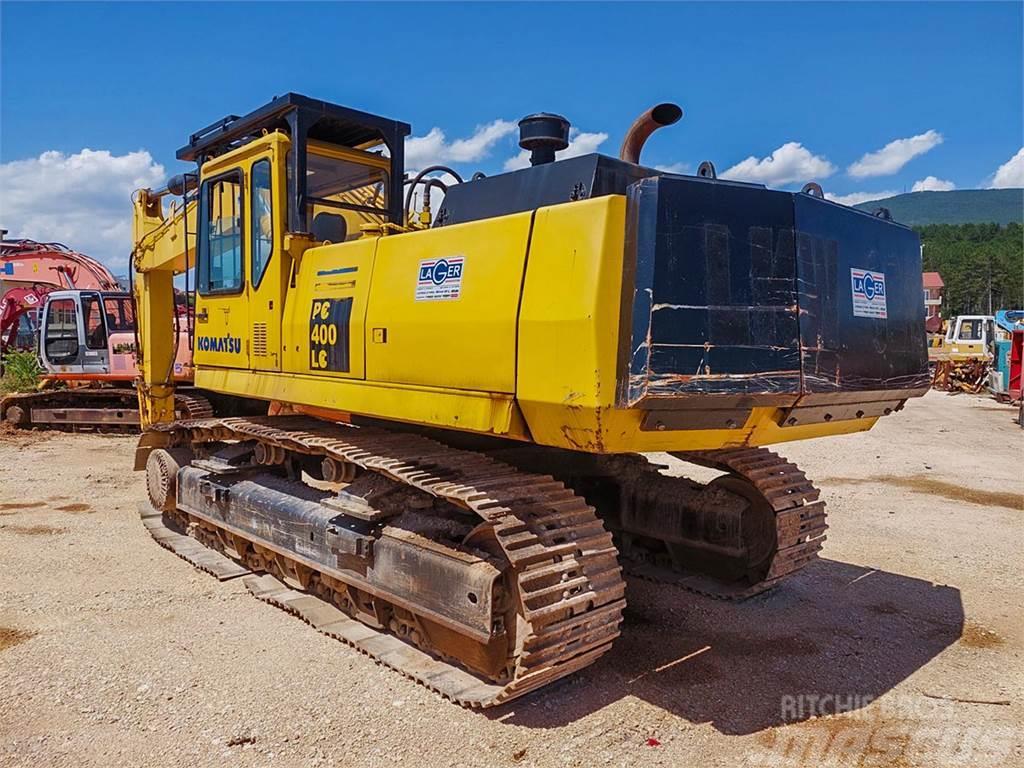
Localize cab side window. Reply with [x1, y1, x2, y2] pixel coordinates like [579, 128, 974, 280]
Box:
[251, 160, 273, 288]
[82, 294, 106, 349]
[198, 172, 244, 294]
[103, 297, 134, 332]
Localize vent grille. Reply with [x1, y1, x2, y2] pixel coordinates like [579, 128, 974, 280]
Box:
[253, 323, 268, 357]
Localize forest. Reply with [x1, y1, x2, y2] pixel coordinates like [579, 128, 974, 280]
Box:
[918, 222, 1023, 317]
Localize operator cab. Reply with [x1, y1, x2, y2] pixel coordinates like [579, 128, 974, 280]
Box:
[177, 93, 410, 240]
[945, 315, 995, 359]
[40, 291, 135, 376]
[175, 94, 409, 373]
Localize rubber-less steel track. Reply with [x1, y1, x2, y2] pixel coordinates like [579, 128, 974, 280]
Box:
[173, 393, 214, 419]
[488, 445, 828, 601]
[637, 447, 828, 599]
[146, 415, 626, 708]
[0, 389, 212, 429]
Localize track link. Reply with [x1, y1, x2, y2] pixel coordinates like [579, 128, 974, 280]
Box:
[173, 393, 214, 420]
[144, 415, 625, 708]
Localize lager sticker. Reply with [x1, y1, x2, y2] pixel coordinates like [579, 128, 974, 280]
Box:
[416, 256, 464, 301]
[850, 268, 887, 319]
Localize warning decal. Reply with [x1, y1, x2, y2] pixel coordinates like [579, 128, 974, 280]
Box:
[416, 256, 464, 301]
[850, 267, 887, 319]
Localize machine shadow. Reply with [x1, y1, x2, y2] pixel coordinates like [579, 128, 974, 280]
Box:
[490, 558, 964, 734]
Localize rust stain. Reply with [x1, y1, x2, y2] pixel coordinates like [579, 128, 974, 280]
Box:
[2, 523, 66, 536]
[959, 621, 1004, 649]
[0, 501, 46, 512]
[0, 627, 35, 652]
[559, 424, 590, 452]
[55, 503, 94, 513]
[828, 475, 1021, 511]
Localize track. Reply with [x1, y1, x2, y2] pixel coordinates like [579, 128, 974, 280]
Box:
[0, 389, 211, 430]
[143, 415, 626, 708]
[631, 448, 828, 599]
[480, 444, 828, 601]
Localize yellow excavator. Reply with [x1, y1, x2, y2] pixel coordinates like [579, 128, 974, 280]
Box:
[132, 94, 930, 707]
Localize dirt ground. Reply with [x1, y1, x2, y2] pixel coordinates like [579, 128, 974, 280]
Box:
[1, 390, 1022, 768]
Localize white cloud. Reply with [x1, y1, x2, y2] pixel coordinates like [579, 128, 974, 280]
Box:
[825, 190, 899, 207]
[503, 129, 609, 171]
[988, 147, 1024, 189]
[847, 130, 943, 178]
[405, 119, 516, 172]
[911, 175, 955, 192]
[722, 142, 836, 186]
[0, 148, 166, 272]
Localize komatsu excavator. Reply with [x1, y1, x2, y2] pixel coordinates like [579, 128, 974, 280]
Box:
[132, 94, 930, 707]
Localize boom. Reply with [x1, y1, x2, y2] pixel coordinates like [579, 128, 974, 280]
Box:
[131, 181, 197, 425]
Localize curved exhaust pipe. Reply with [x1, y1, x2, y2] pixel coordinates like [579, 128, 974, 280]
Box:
[619, 103, 683, 164]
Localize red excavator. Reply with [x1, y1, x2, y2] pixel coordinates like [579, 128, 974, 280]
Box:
[0, 234, 201, 429]
[1, 236, 121, 360]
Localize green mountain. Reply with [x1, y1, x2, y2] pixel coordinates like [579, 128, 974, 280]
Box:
[852, 188, 1023, 226]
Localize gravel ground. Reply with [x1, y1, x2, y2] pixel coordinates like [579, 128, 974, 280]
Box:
[1, 390, 1021, 767]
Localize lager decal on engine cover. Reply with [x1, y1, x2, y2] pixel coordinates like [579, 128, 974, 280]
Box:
[850, 268, 887, 319]
[415, 256, 464, 301]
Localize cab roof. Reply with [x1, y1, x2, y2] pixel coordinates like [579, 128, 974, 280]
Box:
[176, 93, 411, 163]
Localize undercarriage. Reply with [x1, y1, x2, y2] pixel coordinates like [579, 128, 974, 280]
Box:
[1, 388, 213, 430]
[140, 415, 826, 706]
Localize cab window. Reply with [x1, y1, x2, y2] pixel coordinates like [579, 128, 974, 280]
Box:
[251, 160, 273, 288]
[82, 294, 106, 350]
[305, 141, 389, 241]
[958, 321, 982, 341]
[198, 171, 244, 294]
[103, 297, 134, 332]
[45, 298, 79, 363]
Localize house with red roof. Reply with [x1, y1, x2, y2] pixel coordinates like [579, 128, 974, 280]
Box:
[923, 271, 944, 333]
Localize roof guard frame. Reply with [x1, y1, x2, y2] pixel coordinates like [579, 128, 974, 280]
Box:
[176, 93, 411, 231]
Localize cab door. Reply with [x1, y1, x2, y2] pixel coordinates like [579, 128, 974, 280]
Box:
[78, 291, 109, 374]
[194, 170, 248, 369]
[246, 152, 285, 371]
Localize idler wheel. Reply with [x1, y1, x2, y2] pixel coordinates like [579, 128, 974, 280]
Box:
[146, 448, 192, 511]
[3, 404, 27, 425]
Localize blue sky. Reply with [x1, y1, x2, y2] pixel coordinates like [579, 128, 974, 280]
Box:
[1, 1, 1021, 269]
